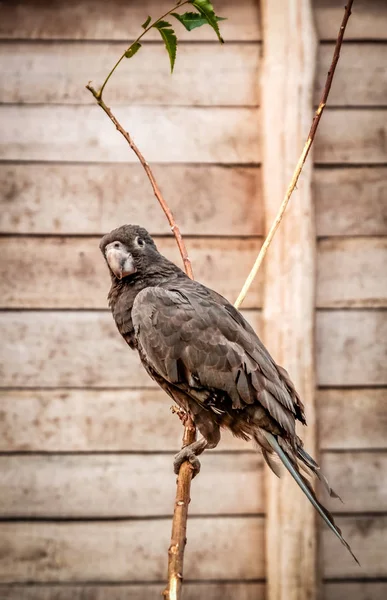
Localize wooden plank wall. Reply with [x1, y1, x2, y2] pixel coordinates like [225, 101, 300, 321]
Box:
[0, 1, 386, 599]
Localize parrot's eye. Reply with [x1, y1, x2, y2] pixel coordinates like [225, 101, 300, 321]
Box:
[137, 237, 145, 247]
[113, 242, 120, 249]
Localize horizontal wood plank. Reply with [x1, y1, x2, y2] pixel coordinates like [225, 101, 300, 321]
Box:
[0, 311, 262, 388]
[0, 389, 249, 452]
[2, 43, 386, 107]
[0, 517, 264, 582]
[316, 310, 387, 386]
[322, 452, 387, 513]
[1, 164, 385, 237]
[0, 453, 263, 517]
[316, 0, 387, 41]
[323, 583, 387, 600]
[323, 515, 387, 578]
[1, 310, 384, 387]
[2, 388, 383, 453]
[0, 583, 266, 600]
[315, 43, 387, 107]
[0, 106, 260, 164]
[1, 106, 385, 164]
[0, 0, 261, 41]
[317, 238, 387, 308]
[318, 389, 387, 450]
[0, 236, 263, 309]
[314, 109, 387, 164]
[0, 42, 261, 106]
[314, 167, 387, 236]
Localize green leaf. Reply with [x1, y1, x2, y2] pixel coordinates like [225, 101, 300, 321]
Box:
[153, 20, 177, 73]
[190, 0, 225, 42]
[172, 11, 226, 32]
[141, 15, 152, 29]
[124, 42, 142, 58]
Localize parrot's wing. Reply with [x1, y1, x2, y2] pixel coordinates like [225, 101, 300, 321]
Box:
[132, 285, 302, 435]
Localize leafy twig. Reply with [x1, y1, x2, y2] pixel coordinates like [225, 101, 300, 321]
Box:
[234, 0, 354, 310]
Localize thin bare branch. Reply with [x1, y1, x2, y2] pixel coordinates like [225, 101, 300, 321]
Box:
[86, 85, 194, 280]
[234, 0, 354, 310]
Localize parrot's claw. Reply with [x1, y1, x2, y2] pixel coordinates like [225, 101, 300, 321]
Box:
[174, 446, 201, 477]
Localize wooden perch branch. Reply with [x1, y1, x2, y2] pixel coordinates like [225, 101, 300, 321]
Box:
[86, 83, 195, 600]
[234, 0, 354, 310]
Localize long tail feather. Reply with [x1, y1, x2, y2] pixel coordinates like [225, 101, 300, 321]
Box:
[261, 430, 359, 565]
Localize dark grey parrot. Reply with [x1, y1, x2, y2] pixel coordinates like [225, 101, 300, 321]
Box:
[100, 224, 358, 562]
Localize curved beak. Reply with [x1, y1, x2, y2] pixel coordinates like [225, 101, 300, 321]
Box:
[105, 245, 136, 279]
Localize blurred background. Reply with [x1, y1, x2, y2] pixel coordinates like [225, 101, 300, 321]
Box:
[0, 0, 386, 599]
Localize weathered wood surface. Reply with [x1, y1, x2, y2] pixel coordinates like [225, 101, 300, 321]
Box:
[0, 517, 265, 582]
[0, 388, 383, 452]
[1, 310, 384, 387]
[316, 238, 387, 308]
[2, 0, 387, 41]
[1, 107, 387, 164]
[0, 452, 383, 517]
[0, 0, 262, 41]
[323, 583, 387, 600]
[322, 451, 387, 513]
[2, 583, 386, 600]
[314, 167, 387, 236]
[1, 164, 386, 237]
[0, 454, 263, 517]
[0, 516, 383, 582]
[2, 236, 385, 309]
[0, 236, 263, 309]
[318, 389, 387, 450]
[0, 106, 260, 164]
[316, 43, 387, 106]
[314, 109, 387, 164]
[0, 43, 261, 106]
[0, 389, 249, 452]
[261, 2, 317, 600]
[0, 311, 262, 388]
[0, 583, 266, 600]
[2, 43, 386, 107]
[322, 515, 387, 578]
[317, 310, 387, 386]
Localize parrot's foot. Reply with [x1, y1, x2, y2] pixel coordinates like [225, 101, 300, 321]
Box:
[173, 438, 208, 477]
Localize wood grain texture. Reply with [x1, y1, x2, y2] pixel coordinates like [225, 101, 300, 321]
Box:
[322, 515, 387, 578]
[0, 310, 262, 388]
[0, 389, 249, 452]
[322, 451, 387, 513]
[0, 163, 263, 236]
[0, 42, 261, 106]
[0, 0, 261, 41]
[0, 236, 263, 309]
[0, 106, 260, 164]
[0, 517, 265, 582]
[261, 2, 317, 599]
[314, 167, 387, 236]
[0, 453, 263, 518]
[316, 310, 387, 386]
[316, 0, 387, 40]
[318, 389, 387, 450]
[2, 43, 386, 107]
[1, 164, 386, 237]
[315, 43, 387, 106]
[314, 109, 387, 164]
[323, 583, 387, 600]
[0, 583, 266, 600]
[1, 106, 385, 164]
[317, 237, 387, 308]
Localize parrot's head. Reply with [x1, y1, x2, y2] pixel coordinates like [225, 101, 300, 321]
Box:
[100, 224, 158, 281]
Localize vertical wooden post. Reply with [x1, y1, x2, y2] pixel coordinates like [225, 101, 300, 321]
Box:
[261, 2, 318, 600]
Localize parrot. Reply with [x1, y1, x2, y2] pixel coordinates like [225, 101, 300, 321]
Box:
[100, 223, 358, 563]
